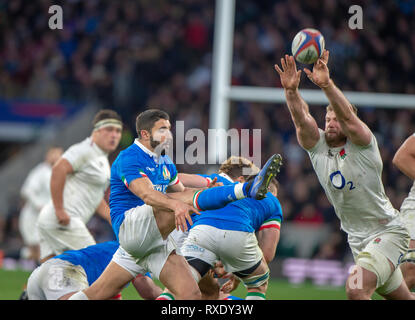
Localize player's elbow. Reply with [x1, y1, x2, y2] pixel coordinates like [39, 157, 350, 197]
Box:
[392, 152, 404, 170]
[263, 249, 276, 264]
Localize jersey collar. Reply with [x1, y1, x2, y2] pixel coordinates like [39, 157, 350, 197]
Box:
[134, 139, 158, 159]
[218, 172, 234, 183]
[87, 137, 108, 155]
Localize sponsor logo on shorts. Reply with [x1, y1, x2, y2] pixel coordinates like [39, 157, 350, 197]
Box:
[184, 244, 205, 253]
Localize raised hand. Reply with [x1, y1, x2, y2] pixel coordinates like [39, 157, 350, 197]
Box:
[303, 49, 331, 88]
[274, 55, 302, 91]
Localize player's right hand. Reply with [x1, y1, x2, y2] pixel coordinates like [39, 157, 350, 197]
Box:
[274, 55, 302, 91]
[208, 177, 223, 188]
[173, 201, 200, 232]
[56, 208, 71, 226]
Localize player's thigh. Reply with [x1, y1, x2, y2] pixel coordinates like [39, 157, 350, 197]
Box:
[180, 225, 219, 275]
[377, 267, 413, 299]
[345, 263, 378, 297]
[218, 230, 263, 274]
[400, 208, 415, 240]
[85, 260, 135, 300]
[158, 251, 200, 298]
[119, 204, 165, 259]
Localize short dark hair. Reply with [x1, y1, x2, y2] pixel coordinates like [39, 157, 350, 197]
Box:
[136, 109, 170, 138]
[92, 109, 122, 126]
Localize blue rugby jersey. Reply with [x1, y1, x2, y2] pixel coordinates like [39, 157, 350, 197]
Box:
[53, 241, 119, 285]
[191, 192, 283, 232]
[109, 140, 179, 239]
[198, 172, 235, 186]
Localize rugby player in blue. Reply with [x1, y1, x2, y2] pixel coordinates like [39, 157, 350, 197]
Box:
[70, 109, 281, 301]
[26, 241, 162, 300]
[180, 176, 283, 300]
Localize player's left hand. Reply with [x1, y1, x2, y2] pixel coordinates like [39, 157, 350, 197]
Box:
[303, 49, 331, 88]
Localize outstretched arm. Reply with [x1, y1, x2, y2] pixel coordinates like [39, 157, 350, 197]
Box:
[393, 134, 415, 180]
[275, 55, 320, 150]
[304, 50, 372, 146]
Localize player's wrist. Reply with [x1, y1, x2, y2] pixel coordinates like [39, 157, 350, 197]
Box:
[285, 87, 299, 95]
[320, 78, 333, 89]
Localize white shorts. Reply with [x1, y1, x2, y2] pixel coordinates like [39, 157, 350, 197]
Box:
[169, 229, 188, 256]
[348, 225, 410, 290]
[116, 205, 176, 279]
[37, 205, 95, 260]
[181, 225, 263, 274]
[19, 205, 39, 246]
[27, 258, 88, 300]
[400, 208, 415, 240]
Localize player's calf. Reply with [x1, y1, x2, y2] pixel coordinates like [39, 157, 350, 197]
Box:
[234, 260, 270, 300]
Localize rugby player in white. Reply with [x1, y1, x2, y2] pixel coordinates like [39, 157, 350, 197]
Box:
[36, 109, 122, 263]
[393, 133, 415, 289]
[19, 146, 63, 263]
[275, 51, 414, 299]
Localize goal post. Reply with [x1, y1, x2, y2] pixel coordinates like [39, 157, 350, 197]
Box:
[209, 0, 415, 162]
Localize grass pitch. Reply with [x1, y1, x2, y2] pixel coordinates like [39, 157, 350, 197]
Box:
[0, 268, 385, 300]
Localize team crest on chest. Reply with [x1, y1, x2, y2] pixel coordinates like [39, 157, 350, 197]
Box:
[162, 165, 171, 180]
[339, 148, 347, 160]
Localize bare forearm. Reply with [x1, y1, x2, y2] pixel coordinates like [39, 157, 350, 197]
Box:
[138, 187, 177, 212]
[322, 80, 354, 121]
[50, 169, 66, 211]
[393, 154, 415, 180]
[285, 88, 310, 126]
[178, 173, 210, 188]
[96, 199, 111, 224]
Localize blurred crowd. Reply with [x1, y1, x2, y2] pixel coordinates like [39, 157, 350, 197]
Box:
[1, 0, 415, 263]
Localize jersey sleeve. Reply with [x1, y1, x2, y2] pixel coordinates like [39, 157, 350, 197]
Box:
[163, 156, 180, 186]
[61, 141, 91, 171]
[258, 195, 283, 231]
[304, 128, 326, 154]
[118, 153, 148, 188]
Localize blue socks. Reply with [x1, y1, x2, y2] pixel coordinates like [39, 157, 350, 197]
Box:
[193, 183, 248, 211]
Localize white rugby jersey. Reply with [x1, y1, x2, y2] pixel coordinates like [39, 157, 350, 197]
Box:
[306, 129, 402, 239]
[21, 162, 53, 213]
[399, 133, 415, 213]
[41, 137, 110, 224]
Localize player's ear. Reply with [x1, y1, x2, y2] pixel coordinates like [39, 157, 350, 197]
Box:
[140, 129, 151, 141]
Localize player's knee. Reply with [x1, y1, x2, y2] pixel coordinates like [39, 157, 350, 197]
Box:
[239, 267, 270, 289]
[401, 262, 415, 289]
[345, 285, 370, 300]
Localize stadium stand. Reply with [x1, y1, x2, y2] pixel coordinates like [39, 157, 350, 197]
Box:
[1, 0, 415, 272]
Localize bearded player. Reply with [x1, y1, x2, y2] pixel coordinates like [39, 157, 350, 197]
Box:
[275, 51, 413, 300]
[393, 134, 415, 289]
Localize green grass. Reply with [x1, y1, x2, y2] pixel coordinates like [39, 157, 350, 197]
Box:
[0, 268, 384, 300]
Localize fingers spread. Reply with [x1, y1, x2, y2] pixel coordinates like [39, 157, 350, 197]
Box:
[274, 64, 283, 74]
[281, 57, 287, 71]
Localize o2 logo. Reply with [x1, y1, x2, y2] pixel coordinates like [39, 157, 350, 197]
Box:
[330, 171, 355, 190]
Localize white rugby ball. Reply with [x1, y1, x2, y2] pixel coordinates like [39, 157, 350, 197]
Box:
[291, 28, 325, 64]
